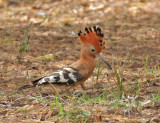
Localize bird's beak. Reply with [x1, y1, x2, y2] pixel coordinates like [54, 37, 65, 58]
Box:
[99, 54, 112, 70]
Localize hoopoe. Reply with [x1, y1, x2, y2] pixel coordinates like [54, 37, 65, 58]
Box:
[18, 26, 112, 92]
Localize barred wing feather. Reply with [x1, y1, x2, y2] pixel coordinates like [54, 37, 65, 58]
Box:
[35, 67, 84, 86]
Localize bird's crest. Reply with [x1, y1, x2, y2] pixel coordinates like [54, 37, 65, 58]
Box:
[78, 26, 104, 53]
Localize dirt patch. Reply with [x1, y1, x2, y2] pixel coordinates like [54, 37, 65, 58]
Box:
[0, 0, 160, 122]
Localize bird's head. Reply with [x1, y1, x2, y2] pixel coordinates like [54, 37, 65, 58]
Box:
[78, 26, 112, 69]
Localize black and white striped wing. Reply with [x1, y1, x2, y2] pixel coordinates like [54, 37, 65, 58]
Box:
[35, 67, 84, 86]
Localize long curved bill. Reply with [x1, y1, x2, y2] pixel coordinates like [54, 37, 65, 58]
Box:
[99, 54, 112, 70]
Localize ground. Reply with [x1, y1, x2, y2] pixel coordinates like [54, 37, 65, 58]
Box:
[0, 0, 160, 122]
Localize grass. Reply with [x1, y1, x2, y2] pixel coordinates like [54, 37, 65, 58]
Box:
[18, 22, 32, 62]
[48, 93, 91, 120]
[1, 0, 160, 121]
[152, 90, 160, 103]
[30, 84, 153, 121]
[144, 54, 149, 71]
[34, 57, 156, 121]
[19, 22, 32, 53]
[3, 70, 159, 122]
[115, 69, 123, 98]
[96, 59, 105, 80]
[1, 52, 159, 122]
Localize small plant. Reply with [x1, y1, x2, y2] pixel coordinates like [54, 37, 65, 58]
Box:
[96, 59, 105, 80]
[144, 54, 149, 71]
[152, 90, 160, 103]
[115, 69, 123, 98]
[18, 22, 32, 61]
[55, 96, 65, 117]
[23, 107, 27, 117]
[133, 77, 141, 96]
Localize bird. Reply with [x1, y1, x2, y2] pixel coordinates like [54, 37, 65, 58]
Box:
[18, 26, 112, 93]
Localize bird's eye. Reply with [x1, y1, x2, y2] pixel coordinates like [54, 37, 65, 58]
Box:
[91, 49, 95, 52]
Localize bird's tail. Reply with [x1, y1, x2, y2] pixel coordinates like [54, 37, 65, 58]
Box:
[17, 84, 36, 91]
[17, 77, 43, 91]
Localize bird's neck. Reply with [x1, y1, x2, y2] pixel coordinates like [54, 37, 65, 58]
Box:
[80, 53, 96, 64]
[78, 52, 96, 78]
[70, 47, 96, 78]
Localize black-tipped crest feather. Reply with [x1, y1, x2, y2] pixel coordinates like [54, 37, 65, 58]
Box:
[78, 30, 82, 36]
[97, 33, 104, 37]
[89, 27, 92, 32]
[97, 27, 101, 32]
[85, 27, 89, 33]
[93, 26, 97, 32]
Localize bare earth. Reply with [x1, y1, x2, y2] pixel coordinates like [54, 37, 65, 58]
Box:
[0, 0, 160, 122]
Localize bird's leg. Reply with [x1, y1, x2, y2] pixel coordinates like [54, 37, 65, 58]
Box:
[80, 83, 94, 90]
[80, 83, 87, 90]
[60, 86, 74, 94]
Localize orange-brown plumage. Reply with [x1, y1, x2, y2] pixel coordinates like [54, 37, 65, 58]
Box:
[69, 26, 105, 89]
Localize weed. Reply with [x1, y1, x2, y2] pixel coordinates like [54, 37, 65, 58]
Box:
[83, 117, 89, 123]
[96, 59, 105, 80]
[23, 107, 27, 117]
[115, 69, 123, 98]
[144, 54, 149, 71]
[18, 22, 32, 61]
[133, 77, 141, 96]
[55, 96, 65, 117]
[152, 90, 160, 102]
[49, 100, 54, 111]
